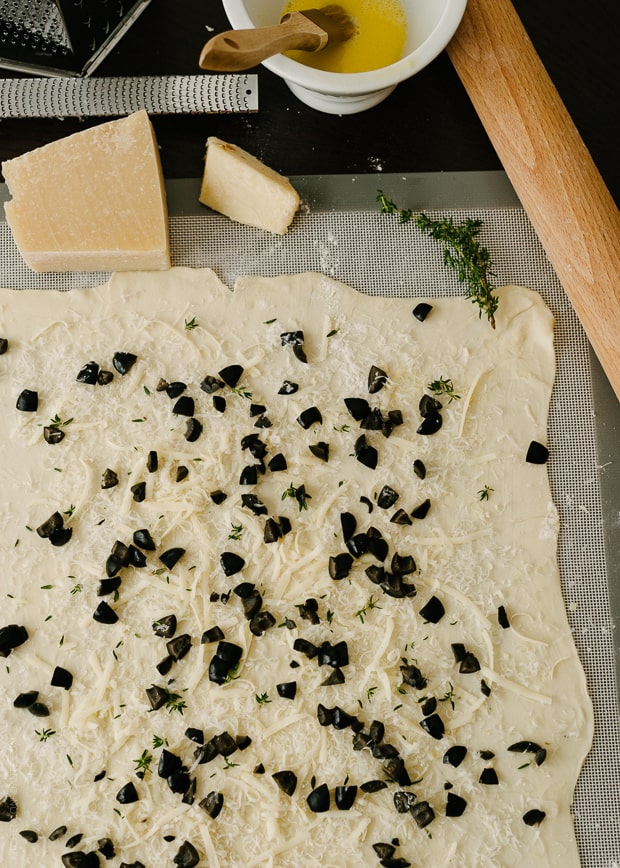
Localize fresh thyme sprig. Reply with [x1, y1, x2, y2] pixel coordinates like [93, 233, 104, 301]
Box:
[377, 191, 499, 328]
[428, 377, 461, 403]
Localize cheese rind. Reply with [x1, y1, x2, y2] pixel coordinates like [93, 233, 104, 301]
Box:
[199, 136, 300, 234]
[1, 110, 170, 272]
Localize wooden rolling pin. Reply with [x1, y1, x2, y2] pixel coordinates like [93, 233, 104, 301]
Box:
[447, 0, 620, 401]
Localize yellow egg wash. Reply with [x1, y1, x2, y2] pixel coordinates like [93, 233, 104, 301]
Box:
[281, 0, 407, 73]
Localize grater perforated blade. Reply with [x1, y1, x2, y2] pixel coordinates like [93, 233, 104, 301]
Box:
[0, 0, 152, 76]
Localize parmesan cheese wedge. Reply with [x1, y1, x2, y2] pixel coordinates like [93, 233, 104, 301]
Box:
[1, 110, 170, 273]
[199, 136, 300, 234]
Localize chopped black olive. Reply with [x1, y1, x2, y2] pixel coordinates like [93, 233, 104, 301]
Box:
[417, 412, 443, 435]
[176, 465, 189, 483]
[508, 741, 547, 765]
[239, 464, 258, 485]
[168, 768, 192, 794]
[213, 397, 226, 413]
[16, 389, 38, 411]
[346, 531, 368, 558]
[316, 703, 333, 726]
[111, 540, 130, 566]
[451, 643, 466, 663]
[152, 614, 177, 638]
[421, 697, 437, 716]
[361, 407, 385, 431]
[97, 838, 115, 858]
[419, 394, 442, 417]
[377, 485, 399, 509]
[159, 547, 185, 570]
[210, 490, 227, 504]
[443, 744, 467, 768]
[130, 481, 146, 502]
[0, 795, 16, 822]
[156, 656, 173, 676]
[50, 526, 73, 547]
[249, 610, 276, 636]
[185, 728, 204, 744]
[0, 623, 28, 656]
[44, 426, 65, 445]
[250, 402, 267, 417]
[307, 783, 330, 813]
[201, 626, 225, 644]
[400, 664, 427, 689]
[309, 441, 329, 461]
[173, 840, 200, 868]
[76, 361, 99, 384]
[272, 770, 298, 796]
[368, 365, 388, 394]
[381, 573, 416, 598]
[523, 809, 546, 826]
[480, 678, 492, 696]
[241, 433, 267, 457]
[479, 749, 495, 760]
[321, 668, 345, 686]
[340, 511, 357, 542]
[267, 452, 287, 471]
[411, 800, 435, 828]
[200, 374, 224, 393]
[280, 330, 304, 346]
[344, 397, 371, 421]
[167, 633, 192, 661]
[194, 740, 218, 764]
[354, 434, 378, 469]
[241, 590, 263, 620]
[172, 395, 195, 417]
[49, 824, 67, 840]
[66, 833, 83, 848]
[236, 734, 252, 751]
[525, 440, 549, 464]
[394, 791, 417, 813]
[420, 713, 445, 739]
[92, 601, 118, 625]
[13, 690, 38, 708]
[479, 767, 499, 785]
[241, 493, 268, 516]
[459, 651, 481, 674]
[61, 853, 101, 868]
[101, 468, 119, 489]
[391, 553, 416, 575]
[128, 544, 146, 567]
[411, 498, 431, 520]
[293, 638, 318, 659]
[220, 551, 245, 576]
[297, 406, 322, 429]
[318, 640, 349, 668]
[213, 731, 237, 756]
[218, 364, 243, 387]
[36, 511, 64, 539]
[145, 685, 169, 710]
[51, 665, 73, 690]
[335, 785, 357, 810]
[19, 830, 38, 843]
[498, 605, 510, 628]
[28, 702, 50, 717]
[278, 380, 299, 394]
[200, 791, 224, 819]
[133, 528, 156, 551]
[333, 707, 362, 731]
[413, 458, 427, 479]
[361, 780, 388, 793]
[446, 791, 467, 817]
[328, 552, 353, 580]
[184, 418, 203, 442]
[390, 508, 412, 526]
[165, 381, 186, 398]
[208, 642, 242, 684]
[146, 451, 158, 472]
[353, 728, 371, 748]
[112, 352, 137, 375]
[383, 757, 411, 786]
[372, 743, 399, 759]
[116, 782, 139, 803]
[97, 370, 114, 385]
[263, 517, 282, 543]
[296, 600, 320, 625]
[0, 338, 7, 354]
[413, 302, 433, 321]
[419, 595, 445, 623]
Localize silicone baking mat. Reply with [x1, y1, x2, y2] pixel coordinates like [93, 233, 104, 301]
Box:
[1, 172, 618, 866]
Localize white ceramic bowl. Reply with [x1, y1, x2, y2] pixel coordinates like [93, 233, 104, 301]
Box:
[222, 0, 467, 114]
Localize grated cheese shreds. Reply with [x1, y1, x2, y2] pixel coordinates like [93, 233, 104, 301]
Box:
[0, 268, 592, 867]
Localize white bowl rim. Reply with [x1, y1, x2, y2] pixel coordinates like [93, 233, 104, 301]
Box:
[222, 0, 468, 95]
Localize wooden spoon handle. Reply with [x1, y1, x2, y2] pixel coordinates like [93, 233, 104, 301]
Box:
[447, 0, 620, 401]
[198, 13, 327, 71]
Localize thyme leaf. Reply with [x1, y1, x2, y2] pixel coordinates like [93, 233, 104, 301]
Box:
[377, 191, 499, 327]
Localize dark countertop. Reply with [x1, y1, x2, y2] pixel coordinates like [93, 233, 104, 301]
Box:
[0, 0, 618, 209]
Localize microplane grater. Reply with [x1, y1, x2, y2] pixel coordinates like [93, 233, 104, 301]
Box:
[0, 73, 258, 118]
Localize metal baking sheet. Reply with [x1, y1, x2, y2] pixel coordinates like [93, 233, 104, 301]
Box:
[1, 170, 619, 865]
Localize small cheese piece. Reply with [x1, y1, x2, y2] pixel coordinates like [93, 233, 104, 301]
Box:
[199, 136, 300, 234]
[1, 110, 170, 272]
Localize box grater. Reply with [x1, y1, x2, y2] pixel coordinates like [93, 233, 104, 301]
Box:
[0, 0, 152, 76]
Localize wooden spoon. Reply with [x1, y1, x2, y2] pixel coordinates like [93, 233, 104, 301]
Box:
[447, 0, 620, 401]
[198, 5, 356, 72]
